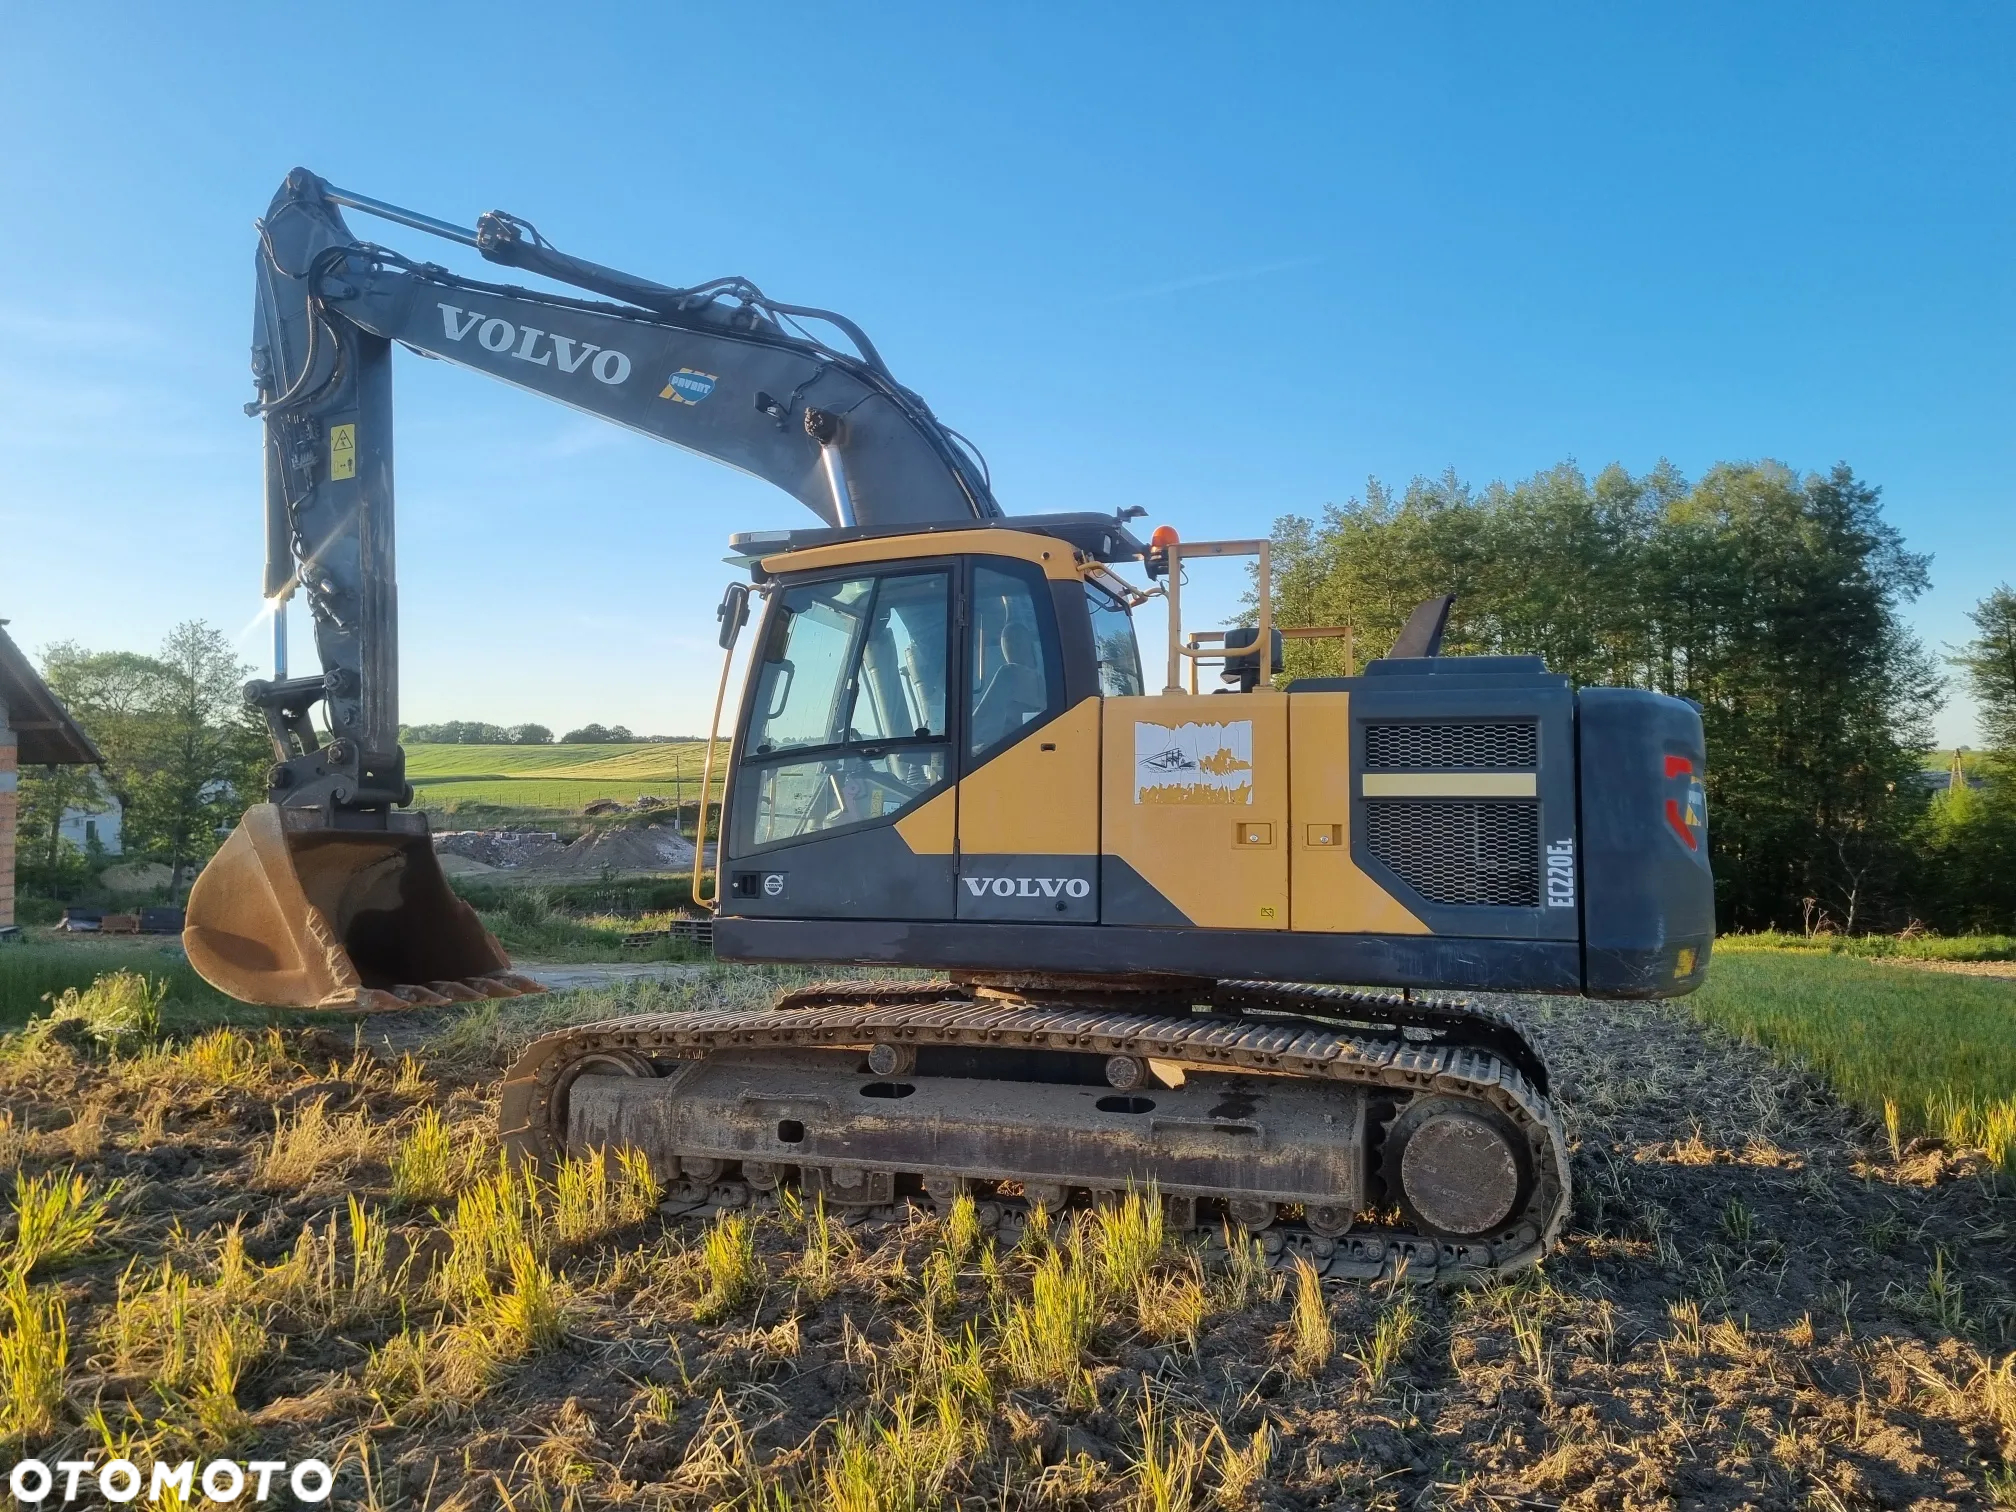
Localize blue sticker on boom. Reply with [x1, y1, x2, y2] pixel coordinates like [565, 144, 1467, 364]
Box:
[660, 368, 718, 405]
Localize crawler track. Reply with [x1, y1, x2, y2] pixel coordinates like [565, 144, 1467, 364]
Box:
[499, 982, 1568, 1282]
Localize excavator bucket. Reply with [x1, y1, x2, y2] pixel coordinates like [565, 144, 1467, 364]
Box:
[184, 804, 545, 1011]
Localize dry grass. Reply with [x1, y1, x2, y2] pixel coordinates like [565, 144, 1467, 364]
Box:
[36, 969, 166, 1052]
[388, 1105, 459, 1207]
[0, 1268, 67, 1438]
[785, 1190, 849, 1302]
[820, 1390, 980, 1512]
[1355, 1282, 1419, 1393]
[440, 1238, 569, 1398]
[694, 1212, 760, 1323]
[553, 1146, 658, 1245]
[997, 1239, 1098, 1388]
[0, 969, 2001, 1507]
[1284, 1255, 1332, 1377]
[1126, 1388, 1212, 1512]
[7, 1167, 119, 1275]
[266, 1196, 406, 1329]
[254, 1095, 387, 1191]
[1134, 1257, 1210, 1346]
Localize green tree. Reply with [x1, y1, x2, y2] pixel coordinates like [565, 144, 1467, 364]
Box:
[1269, 459, 1940, 932]
[129, 622, 270, 888]
[26, 646, 172, 879]
[33, 624, 267, 892]
[400, 720, 511, 744]
[1926, 585, 2016, 931]
[1950, 585, 2016, 754]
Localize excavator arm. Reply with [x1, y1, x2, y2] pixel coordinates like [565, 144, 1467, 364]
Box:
[251, 167, 996, 805]
[189, 168, 999, 1009]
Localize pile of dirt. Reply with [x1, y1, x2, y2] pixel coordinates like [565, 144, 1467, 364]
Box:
[431, 830, 567, 871]
[98, 861, 174, 894]
[518, 823, 695, 878]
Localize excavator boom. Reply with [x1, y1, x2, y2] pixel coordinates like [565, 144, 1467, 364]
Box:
[189, 168, 999, 1008]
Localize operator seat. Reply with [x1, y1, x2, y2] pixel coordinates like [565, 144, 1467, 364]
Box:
[970, 621, 1048, 749]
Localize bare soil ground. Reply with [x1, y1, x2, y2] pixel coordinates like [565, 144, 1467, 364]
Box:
[1, 974, 2010, 1509]
[1874, 959, 2016, 982]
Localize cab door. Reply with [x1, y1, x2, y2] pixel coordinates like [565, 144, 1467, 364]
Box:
[953, 559, 1103, 922]
[720, 565, 958, 920]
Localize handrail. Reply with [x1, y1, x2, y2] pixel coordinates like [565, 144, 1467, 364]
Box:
[690, 634, 743, 913]
[1182, 624, 1354, 692]
[1162, 538, 1271, 695]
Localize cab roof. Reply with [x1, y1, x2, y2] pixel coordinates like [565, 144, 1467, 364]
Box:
[728, 511, 1148, 570]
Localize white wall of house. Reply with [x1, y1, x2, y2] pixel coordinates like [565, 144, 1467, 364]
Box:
[57, 778, 122, 855]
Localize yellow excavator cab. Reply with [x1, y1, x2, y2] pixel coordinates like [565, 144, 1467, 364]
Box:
[184, 805, 543, 1011]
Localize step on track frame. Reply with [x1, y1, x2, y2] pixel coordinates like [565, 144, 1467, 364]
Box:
[498, 981, 1568, 1283]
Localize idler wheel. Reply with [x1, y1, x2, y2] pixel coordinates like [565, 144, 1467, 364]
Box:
[1382, 1097, 1528, 1239]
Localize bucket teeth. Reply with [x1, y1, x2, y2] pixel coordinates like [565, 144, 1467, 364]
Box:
[312, 975, 545, 1012]
[482, 972, 547, 997]
[391, 985, 456, 1007]
[423, 980, 489, 1003]
[314, 986, 434, 1012]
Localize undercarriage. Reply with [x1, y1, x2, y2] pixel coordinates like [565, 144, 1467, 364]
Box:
[499, 977, 1569, 1283]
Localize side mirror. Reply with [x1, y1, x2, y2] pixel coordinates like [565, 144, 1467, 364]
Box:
[716, 582, 752, 650]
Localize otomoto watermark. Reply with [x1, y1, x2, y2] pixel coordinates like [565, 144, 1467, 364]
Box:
[5, 1458, 333, 1504]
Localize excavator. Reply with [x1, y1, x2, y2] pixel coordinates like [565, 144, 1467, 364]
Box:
[185, 168, 1715, 1281]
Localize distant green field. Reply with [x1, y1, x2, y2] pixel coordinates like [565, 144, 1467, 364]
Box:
[1695, 943, 2015, 1169]
[406, 742, 720, 819]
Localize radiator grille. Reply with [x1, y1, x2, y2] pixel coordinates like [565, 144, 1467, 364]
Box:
[1363, 800, 1540, 907]
[1364, 722, 1537, 770]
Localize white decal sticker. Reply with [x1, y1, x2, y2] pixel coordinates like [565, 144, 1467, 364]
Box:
[1545, 838, 1576, 908]
[1134, 720, 1254, 805]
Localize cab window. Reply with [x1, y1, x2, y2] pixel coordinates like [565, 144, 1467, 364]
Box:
[1085, 582, 1144, 697]
[969, 562, 1064, 756]
[740, 570, 951, 848]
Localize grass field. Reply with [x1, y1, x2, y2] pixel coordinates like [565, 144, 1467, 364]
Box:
[471, 889, 705, 964]
[1721, 928, 2016, 961]
[0, 942, 249, 1027]
[1694, 937, 2016, 1169]
[406, 742, 718, 821]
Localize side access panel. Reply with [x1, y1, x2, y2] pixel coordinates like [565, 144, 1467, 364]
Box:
[1287, 692, 1431, 936]
[1100, 694, 1287, 929]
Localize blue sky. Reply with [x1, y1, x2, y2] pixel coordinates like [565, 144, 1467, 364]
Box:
[1, 3, 2008, 743]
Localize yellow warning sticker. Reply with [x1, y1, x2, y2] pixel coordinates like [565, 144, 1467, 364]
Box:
[329, 423, 357, 481]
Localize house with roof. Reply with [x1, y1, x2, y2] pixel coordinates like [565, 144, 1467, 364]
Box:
[0, 622, 101, 937]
